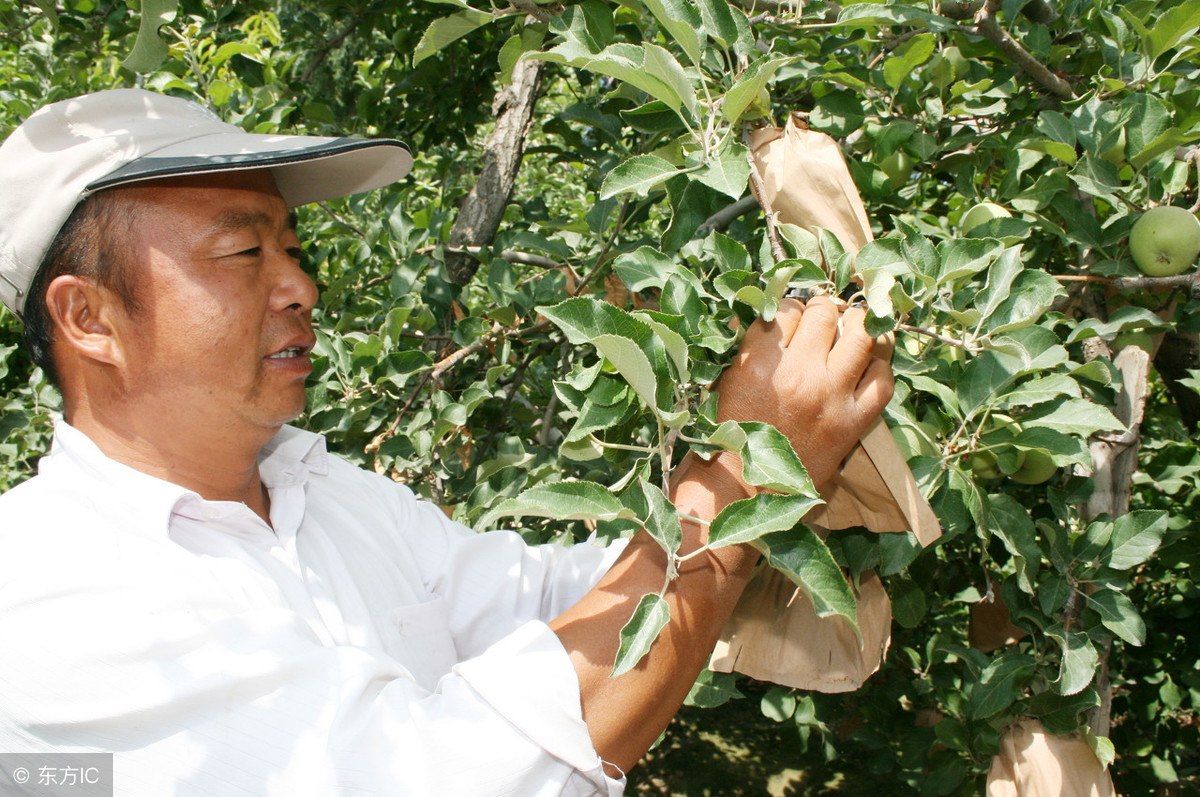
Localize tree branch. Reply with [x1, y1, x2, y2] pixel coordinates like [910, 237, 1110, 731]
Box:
[445, 50, 545, 285]
[698, 195, 760, 236]
[973, 0, 1074, 99]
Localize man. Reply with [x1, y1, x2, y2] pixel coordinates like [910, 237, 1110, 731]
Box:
[0, 89, 893, 795]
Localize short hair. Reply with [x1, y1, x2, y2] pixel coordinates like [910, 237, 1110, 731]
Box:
[21, 190, 141, 388]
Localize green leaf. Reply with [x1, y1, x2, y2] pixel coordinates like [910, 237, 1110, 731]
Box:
[883, 32, 935, 91]
[987, 494, 1040, 594]
[753, 527, 858, 632]
[639, 314, 690, 382]
[722, 57, 789, 124]
[760, 687, 796, 721]
[707, 493, 823, 549]
[685, 669, 744, 708]
[614, 246, 675, 291]
[599, 154, 683, 199]
[1066, 305, 1169, 344]
[1104, 510, 1168, 570]
[694, 143, 751, 200]
[413, 8, 494, 66]
[1028, 688, 1100, 734]
[1021, 398, 1125, 438]
[476, 481, 635, 529]
[1087, 588, 1145, 646]
[890, 578, 927, 629]
[121, 0, 179, 73]
[734, 422, 818, 495]
[696, 0, 741, 49]
[1047, 627, 1099, 696]
[640, 0, 704, 66]
[971, 654, 1036, 719]
[639, 479, 683, 560]
[643, 44, 698, 117]
[985, 271, 1067, 335]
[592, 333, 660, 412]
[1004, 374, 1082, 408]
[612, 593, 670, 677]
[1139, 0, 1200, 59]
[957, 350, 1023, 417]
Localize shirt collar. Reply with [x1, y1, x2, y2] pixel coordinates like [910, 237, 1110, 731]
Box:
[41, 418, 329, 534]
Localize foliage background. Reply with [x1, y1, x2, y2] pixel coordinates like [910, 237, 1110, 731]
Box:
[1, 0, 1199, 793]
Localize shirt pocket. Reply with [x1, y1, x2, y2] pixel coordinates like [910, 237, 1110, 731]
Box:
[374, 596, 459, 692]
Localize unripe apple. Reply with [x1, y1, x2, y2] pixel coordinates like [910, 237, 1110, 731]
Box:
[960, 202, 1011, 233]
[1100, 128, 1126, 165]
[1128, 205, 1200, 277]
[969, 449, 1023, 480]
[1011, 448, 1057, 485]
[959, 201, 1023, 246]
[879, 150, 914, 191]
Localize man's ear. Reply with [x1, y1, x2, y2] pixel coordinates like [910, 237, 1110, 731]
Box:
[43, 275, 126, 368]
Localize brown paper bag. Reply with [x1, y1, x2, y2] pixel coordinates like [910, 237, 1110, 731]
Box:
[970, 588, 1030, 654]
[708, 115, 942, 691]
[709, 569, 891, 692]
[986, 720, 1117, 797]
[749, 112, 940, 546]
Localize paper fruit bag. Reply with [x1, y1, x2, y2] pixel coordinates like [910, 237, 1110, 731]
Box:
[710, 113, 939, 691]
[986, 720, 1117, 797]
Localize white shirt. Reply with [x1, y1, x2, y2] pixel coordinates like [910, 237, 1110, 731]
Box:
[0, 420, 627, 796]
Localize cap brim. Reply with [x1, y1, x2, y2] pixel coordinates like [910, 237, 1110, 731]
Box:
[89, 133, 413, 207]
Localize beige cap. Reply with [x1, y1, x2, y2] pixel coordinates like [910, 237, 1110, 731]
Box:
[0, 88, 413, 317]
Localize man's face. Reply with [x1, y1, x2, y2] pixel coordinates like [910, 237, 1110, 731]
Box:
[108, 170, 318, 437]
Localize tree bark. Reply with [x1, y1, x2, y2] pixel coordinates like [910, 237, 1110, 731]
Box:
[444, 55, 545, 285]
[1078, 343, 1151, 739]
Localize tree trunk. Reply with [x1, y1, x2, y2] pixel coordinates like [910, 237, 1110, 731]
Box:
[1078, 342, 1151, 739]
[444, 56, 544, 285]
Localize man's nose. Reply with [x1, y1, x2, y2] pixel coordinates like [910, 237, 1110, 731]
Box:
[269, 248, 319, 313]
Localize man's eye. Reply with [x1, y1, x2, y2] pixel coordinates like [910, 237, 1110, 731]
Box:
[286, 247, 303, 261]
[237, 247, 262, 257]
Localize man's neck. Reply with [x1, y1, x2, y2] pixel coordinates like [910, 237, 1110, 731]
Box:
[65, 404, 276, 525]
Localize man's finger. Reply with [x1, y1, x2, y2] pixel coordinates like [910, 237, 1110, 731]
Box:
[873, 330, 896, 363]
[739, 297, 804, 354]
[789, 295, 839, 361]
[854, 358, 896, 417]
[828, 306, 877, 386]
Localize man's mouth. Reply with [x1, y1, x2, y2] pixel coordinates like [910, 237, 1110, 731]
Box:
[267, 347, 305, 360]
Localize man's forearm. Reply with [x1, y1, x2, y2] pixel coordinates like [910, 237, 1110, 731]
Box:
[548, 453, 758, 774]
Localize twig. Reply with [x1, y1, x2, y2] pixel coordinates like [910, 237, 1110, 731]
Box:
[698, 195, 761, 236]
[1052, 273, 1200, 291]
[574, 195, 633, 296]
[430, 323, 503, 381]
[316, 200, 368, 238]
[973, 0, 1075, 99]
[899, 323, 973, 349]
[742, 123, 786, 265]
[301, 19, 361, 86]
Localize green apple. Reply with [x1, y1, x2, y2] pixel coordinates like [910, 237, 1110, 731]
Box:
[1100, 128, 1126, 165]
[1011, 449, 1057, 485]
[960, 202, 1011, 233]
[969, 450, 1022, 480]
[879, 150, 914, 191]
[960, 202, 1021, 246]
[1128, 205, 1200, 277]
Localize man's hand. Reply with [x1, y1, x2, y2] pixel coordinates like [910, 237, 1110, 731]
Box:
[550, 294, 895, 777]
[713, 294, 895, 489]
